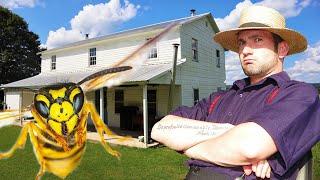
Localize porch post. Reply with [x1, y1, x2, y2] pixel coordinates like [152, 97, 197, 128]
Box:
[3, 90, 6, 110]
[99, 88, 104, 121]
[143, 84, 148, 147]
[19, 90, 23, 125]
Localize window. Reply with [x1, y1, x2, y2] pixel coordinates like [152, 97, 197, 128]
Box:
[148, 90, 157, 117]
[148, 46, 157, 59]
[216, 49, 220, 68]
[192, 38, 198, 61]
[115, 90, 124, 113]
[193, 88, 199, 105]
[89, 48, 96, 66]
[51, 55, 56, 70]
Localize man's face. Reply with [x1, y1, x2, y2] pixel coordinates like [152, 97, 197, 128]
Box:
[237, 30, 280, 78]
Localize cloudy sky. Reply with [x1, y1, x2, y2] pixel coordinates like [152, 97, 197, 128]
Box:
[1, 0, 319, 84]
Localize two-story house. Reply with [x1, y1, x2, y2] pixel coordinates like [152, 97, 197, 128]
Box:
[1, 11, 226, 144]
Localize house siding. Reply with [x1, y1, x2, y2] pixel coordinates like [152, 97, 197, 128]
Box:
[179, 17, 226, 106]
[40, 29, 181, 74]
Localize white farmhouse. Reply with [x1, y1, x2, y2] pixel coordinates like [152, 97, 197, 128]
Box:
[1, 11, 226, 144]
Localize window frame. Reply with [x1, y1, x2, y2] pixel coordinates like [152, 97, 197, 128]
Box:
[148, 46, 158, 59]
[192, 38, 198, 61]
[89, 47, 97, 66]
[51, 55, 56, 70]
[216, 49, 221, 68]
[193, 88, 199, 105]
[147, 90, 157, 116]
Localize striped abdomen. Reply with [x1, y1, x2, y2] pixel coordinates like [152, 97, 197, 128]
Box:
[30, 123, 87, 179]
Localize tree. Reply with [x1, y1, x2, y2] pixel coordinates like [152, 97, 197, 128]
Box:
[0, 6, 43, 85]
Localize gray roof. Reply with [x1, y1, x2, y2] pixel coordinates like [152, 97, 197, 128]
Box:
[1, 59, 186, 89]
[41, 13, 219, 55]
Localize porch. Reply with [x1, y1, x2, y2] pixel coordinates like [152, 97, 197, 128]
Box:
[87, 126, 159, 148]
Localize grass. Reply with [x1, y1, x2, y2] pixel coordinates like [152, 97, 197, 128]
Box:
[312, 143, 320, 179]
[0, 126, 319, 179]
[0, 125, 188, 180]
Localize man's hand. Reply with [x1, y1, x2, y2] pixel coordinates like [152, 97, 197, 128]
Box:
[243, 160, 271, 179]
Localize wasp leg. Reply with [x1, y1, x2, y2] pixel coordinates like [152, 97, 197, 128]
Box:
[35, 162, 46, 180]
[0, 123, 30, 159]
[84, 103, 121, 158]
[27, 123, 47, 180]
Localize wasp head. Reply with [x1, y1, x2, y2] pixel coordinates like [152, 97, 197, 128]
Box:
[34, 83, 84, 135]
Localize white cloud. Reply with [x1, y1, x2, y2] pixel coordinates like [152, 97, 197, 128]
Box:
[46, 28, 83, 49]
[0, 0, 40, 9]
[215, 0, 253, 31]
[45, 0, 140, 49]
[256, 0, 311, 17]
[225, 51, 246, 85]
[287, 41, 320, 83]
[215, 0, 311, 31]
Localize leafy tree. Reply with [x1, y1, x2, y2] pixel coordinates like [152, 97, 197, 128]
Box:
[0, 6, 43, 85]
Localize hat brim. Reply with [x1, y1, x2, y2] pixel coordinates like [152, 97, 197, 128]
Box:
[213, 27, 307, 55]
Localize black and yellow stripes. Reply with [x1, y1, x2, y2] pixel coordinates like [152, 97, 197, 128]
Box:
[0, 84, 122, 180]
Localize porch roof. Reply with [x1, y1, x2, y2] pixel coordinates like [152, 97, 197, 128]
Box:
[1, 59, 186, 89]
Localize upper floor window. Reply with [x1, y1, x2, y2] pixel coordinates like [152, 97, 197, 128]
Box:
[192, 38, 198, 61]
[51, 55, 56, 70]
[89, 48, 96, 66]
[148, 46, 157, 59]
[216, 49, 220, 68]
[193, 88, 199, 105]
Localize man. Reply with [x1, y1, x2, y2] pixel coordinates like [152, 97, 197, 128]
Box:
[151, 5, 320, 180]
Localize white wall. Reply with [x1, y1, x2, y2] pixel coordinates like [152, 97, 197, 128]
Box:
[5, 91, 20, 110]
[40, 28, 181, 74]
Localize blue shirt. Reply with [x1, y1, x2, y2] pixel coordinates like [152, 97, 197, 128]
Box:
[171, 71, 320, 179]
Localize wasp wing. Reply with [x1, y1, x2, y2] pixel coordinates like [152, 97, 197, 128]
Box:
[80, 22, 179, 92]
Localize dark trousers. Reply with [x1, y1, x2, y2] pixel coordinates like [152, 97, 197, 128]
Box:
[185, 166, 229, 180]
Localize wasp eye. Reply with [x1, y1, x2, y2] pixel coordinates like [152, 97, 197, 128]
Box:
[73, 93, 84, 113]
[35, 101, 49, 118]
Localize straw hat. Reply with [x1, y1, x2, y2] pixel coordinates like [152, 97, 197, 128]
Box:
[213, 5, 307, 55]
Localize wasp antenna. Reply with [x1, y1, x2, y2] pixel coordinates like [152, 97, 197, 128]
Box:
[77, 66, 132, 86]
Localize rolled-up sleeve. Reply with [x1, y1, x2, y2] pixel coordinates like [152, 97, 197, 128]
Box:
[249, 83, 320, 176]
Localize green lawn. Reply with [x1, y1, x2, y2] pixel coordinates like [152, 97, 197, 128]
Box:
[0, 126, 319, 179]
[0, 126, 188, 180]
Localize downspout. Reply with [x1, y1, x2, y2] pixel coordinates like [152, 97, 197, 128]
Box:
[167, 43, 180, 113]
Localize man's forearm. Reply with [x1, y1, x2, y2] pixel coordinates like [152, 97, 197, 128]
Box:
[151, 115, 234, 151]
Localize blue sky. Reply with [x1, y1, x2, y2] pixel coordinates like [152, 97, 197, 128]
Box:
[2, 0, 320, 84]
